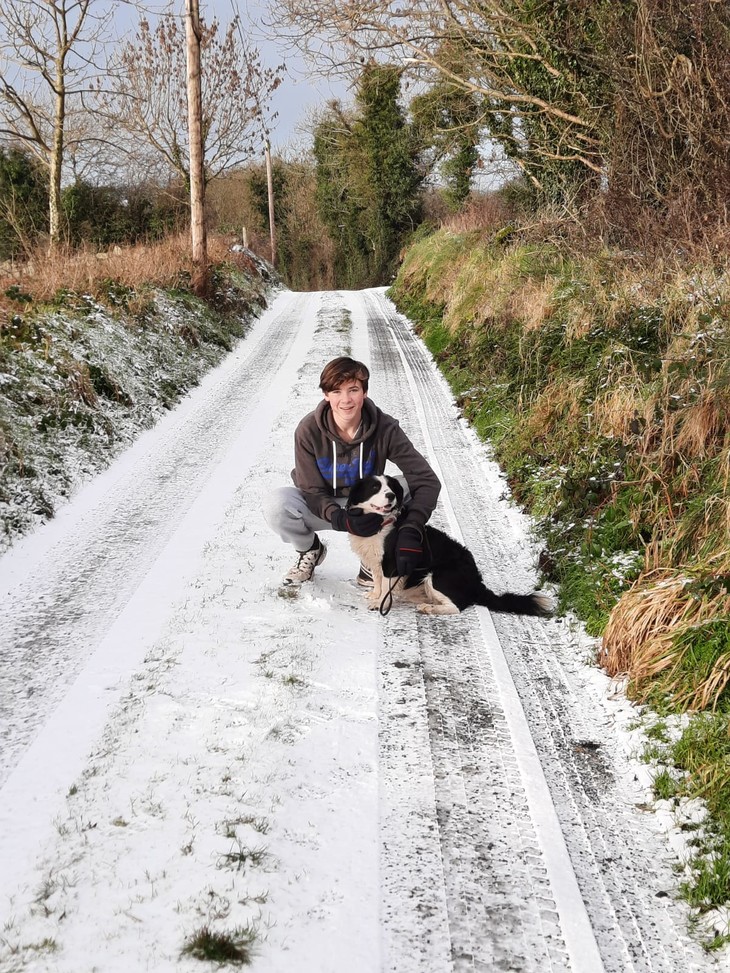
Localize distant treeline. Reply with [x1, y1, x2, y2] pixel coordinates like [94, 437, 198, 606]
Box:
[0, 147, 188, 261]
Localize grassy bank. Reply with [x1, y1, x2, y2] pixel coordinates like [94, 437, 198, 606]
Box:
[390, 221, 730, 946]
[0, 234, 273, 551]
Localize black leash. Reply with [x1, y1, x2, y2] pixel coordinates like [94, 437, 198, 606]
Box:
[379, 575, 402, 617]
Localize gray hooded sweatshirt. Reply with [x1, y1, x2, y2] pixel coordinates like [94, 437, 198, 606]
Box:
[292, 398, 441, 527]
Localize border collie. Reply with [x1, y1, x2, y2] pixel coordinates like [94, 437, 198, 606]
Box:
[346, 475, 551, 616]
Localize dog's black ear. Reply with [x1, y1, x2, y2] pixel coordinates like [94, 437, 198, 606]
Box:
[386, 476, 404, 505]
[346, 477, 365, 508]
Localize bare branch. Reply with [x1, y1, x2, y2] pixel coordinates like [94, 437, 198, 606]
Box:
[102, 12, 283, 187]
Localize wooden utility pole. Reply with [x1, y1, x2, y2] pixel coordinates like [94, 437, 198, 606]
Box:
[264, 140, 277, 268]
[185, 0, 209, 295]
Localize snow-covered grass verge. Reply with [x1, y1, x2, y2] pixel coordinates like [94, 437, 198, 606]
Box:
[629, 710, 730, 951]
[0, 253, 272, 553]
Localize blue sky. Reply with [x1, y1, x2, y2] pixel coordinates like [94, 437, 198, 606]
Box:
[237, 0, 347, 150]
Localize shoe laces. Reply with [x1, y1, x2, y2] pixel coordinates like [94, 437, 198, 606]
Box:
[296, 544, 319, 566]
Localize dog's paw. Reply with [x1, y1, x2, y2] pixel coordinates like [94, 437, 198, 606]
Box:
[416, 603, 459, 615]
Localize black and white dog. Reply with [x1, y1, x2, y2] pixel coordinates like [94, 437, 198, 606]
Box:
[346, 475, 551, 616]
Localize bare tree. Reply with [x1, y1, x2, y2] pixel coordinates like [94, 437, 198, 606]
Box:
[107, 11, 283, 187]
[0, 0, 118, 247]
[273, 0, 604, 181]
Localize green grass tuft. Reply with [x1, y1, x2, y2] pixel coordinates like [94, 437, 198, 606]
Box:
[217, 840, 269, 871]
[645, 620, 730, 714]
[646, 713, 730, 943]
[181, 924, 257, 965]
[652, 768, 679, 801]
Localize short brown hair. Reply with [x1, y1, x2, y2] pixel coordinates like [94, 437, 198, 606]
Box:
[319, 356, 370, 393]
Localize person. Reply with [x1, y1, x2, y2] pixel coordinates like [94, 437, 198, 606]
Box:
[264, 356, 441, 587]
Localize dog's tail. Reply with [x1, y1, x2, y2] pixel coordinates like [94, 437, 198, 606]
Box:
[478, 588, 553, 617]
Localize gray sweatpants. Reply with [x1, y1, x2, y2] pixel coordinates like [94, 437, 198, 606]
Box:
[263, 487, 343, 552]
[263, 478, 409, 552]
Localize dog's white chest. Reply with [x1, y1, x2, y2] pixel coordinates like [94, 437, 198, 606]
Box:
[349, 528, 392, 568]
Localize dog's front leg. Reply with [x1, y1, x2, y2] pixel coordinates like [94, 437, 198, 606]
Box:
[354, 536, 385, 606]
[366, 562, 386, 606]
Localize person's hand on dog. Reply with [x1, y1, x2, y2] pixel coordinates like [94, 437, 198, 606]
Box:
[330, 507, 384, 536]
[395, 523, 424, 576]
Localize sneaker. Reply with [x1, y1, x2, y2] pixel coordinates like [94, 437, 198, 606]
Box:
[282, 538, 327, 586]
[356, 563, 374, 588]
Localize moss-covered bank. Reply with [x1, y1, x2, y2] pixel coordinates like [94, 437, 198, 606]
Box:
[391, 227, 730, 707]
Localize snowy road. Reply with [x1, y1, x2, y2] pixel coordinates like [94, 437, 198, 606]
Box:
[0, 289, 721, 972]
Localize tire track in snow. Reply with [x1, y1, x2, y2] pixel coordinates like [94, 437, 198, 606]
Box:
[363, 291, 576, 972]
[347, 290, 455, 972]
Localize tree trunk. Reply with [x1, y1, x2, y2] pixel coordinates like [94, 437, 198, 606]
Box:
[49, 64, 65, 249]
[265, 141, 276, 268]
[185, 0, 209, 296]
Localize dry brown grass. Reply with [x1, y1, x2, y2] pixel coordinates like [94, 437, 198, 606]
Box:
[579, 266, 660, 333]
[667, 491, 730, 567]
[403, 197, 522, 323]
[0, 233, 253, 321]
[504, 278, 555, 331]
[601, 564, 730, 708]
[592, 382, 653, 441]
[517, 377, 587, 459]
[720, 447, 730, 494]
[675, 390, 730, 461]
[437, 248, 490, 332]
[560, 256, 713, 344]
[464, 255, 557, 333]
[65, 361, 98, 408]
[563, 306, 594, 341]
[468, 271, 505, 330]
[602, 571, 692, 676]
[440, 193, 514, 234]
[628, 385, 730, 513]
